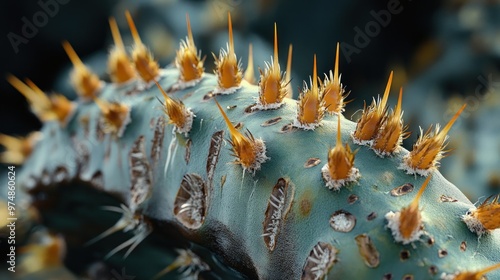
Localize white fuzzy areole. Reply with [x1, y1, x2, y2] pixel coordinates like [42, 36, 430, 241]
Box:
[385, 211, 424, 244]
[244, 138, 269, 175]
[172, 108, 196, 137]
[462, 207, 487, 237]
[321, 164, 360, 191]
[213, 85, 241, 95]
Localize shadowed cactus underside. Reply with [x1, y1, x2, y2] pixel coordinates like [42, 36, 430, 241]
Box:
[7, 12, 500, 280]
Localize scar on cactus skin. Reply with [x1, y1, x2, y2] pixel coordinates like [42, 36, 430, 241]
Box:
[352, 71, 393, 145]
[294, 55, 325, 130]
[155, 81, 195, 136]
[62, 41, 103, 101]
[255, 23, 289, 109]
[321, 115, 360, 190]
[212, 13, 243, 94]
[7, 75, 75, 125]
[93, 98, 131, 138]
[108, 17, 136, 84]
[462, 194, 500, 237]
[174, 14, 205, 90]
[0, 132, 41, 165]
[372, 87, 410, 157]
[214, 99, 268, 174]
[320, 43, 349, 114]
[441, 262, 500, 280]
[401, 104, 466, 176]
[125, 10, 160, 85]
[385, 175, 432, 244]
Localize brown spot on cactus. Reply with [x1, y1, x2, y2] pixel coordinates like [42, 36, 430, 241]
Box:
[129, 136, 153, 212]
[214, 99, 268, 174]
[0, 132, 41, 165]
[155, 81, 194, 136]
[243, 44, 255, 84]
[298, 189, 313, 217]
[125, 11, 160, 84]
[330, 210, 356, 233]
[262, 178, 293, 251]
[440, 194, 458, 203]
[7, 75, 75, 124]
[304, 157, 321, 168]
[401, 104, 466, 176]
[174, 173, 207, 230]
[175, 14, 204, 87]
[256, 23, 287, 109]
[108, 17, 136, 84]
[185, 139, 192, 164]
[428, 265, 438, 275]
[261, 117, 282, 127]
[438, 249, 448, 258]
[352, 71, 393, 144]
[301, 242, 338, 280]
[348, 194, 359, 204]
[372, 87, 409, 156]
[460, 241, 467, 252]
[390, 183, 414, 197]
[213, 13, 242, 94]
[94, 98, 131, 138]
[462, 194, 500, 236]
[206, 130, 224, 189]
[321, 43, 347, 114]
[400, 249, 410, 261]
[367, 211, 377, 221]
[62, 41, 102, 100]
[449, 262, 500, 280]
[385, 175, 432, 244]
[151, 117, 166, 165]
[355, 233, 380, 268]
[294, 55, 325, 130]
[321, 115, 359, 190]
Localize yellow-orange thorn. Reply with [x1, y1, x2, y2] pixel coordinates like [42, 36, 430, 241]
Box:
[321, 115, 359, 190]
[285, 44, 293, 98]
[372, 87, 410, 156]
[19, 233, 66, 274]
[451, 262, 500, 280]
[0, 132, 41, 165]
[385, 175, 432, 244]
[213, 13, 242, 93]
[294, 55, 325, 130]
[94, 98, 131, 138]
[108, 17, 136, 84]
[353, 71, 393, 143]
[462, 194, 500, 236]
[321, 43, 347, 114]
[125, 10, 160, 84]
[214, 98, 267, 173]
[62, 41, 102, 100]
[7, 75, 74, 124]
[256, 23, 287, 108]
[243, 44, 255, 84]
[174, 14, 204, 87]
[155, 81, 194, 136]
[402, 104, 466, 176]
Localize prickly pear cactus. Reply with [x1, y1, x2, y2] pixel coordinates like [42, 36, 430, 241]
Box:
[3, 11, 500, 280]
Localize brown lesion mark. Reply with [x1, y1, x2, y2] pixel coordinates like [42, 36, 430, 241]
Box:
[428, 265, 438, 276]
[202, 91, 214, 101]
[244, 104, 257, 114]
[438, 249, 448, 258]
[227, 105, 237, 110]
[280, 123, 296, 133]
[402, 274, 414, 280]
[347, 194, 359, 204]
[301, 242, 338, 280]
[303, 158, 321, 168]
[439, 194, 457, 202]
[390, 183, 414, 197]
[262, 178, 294, 251]
[298, 189, 313, 217]
[185, 139, 192, 164]
[150, 117, 166, 166]
[355, 233, 380, 268]
[173, 173, 207, 230]
[460, 241, 467, 252]
[261, 117, 282, 127]
[206, 130, 224, 192]
[129, 136, 153, 212]
[366, 211, 377, 221]
[234, 122, 244, 130]
[399, 249, 410, 261]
